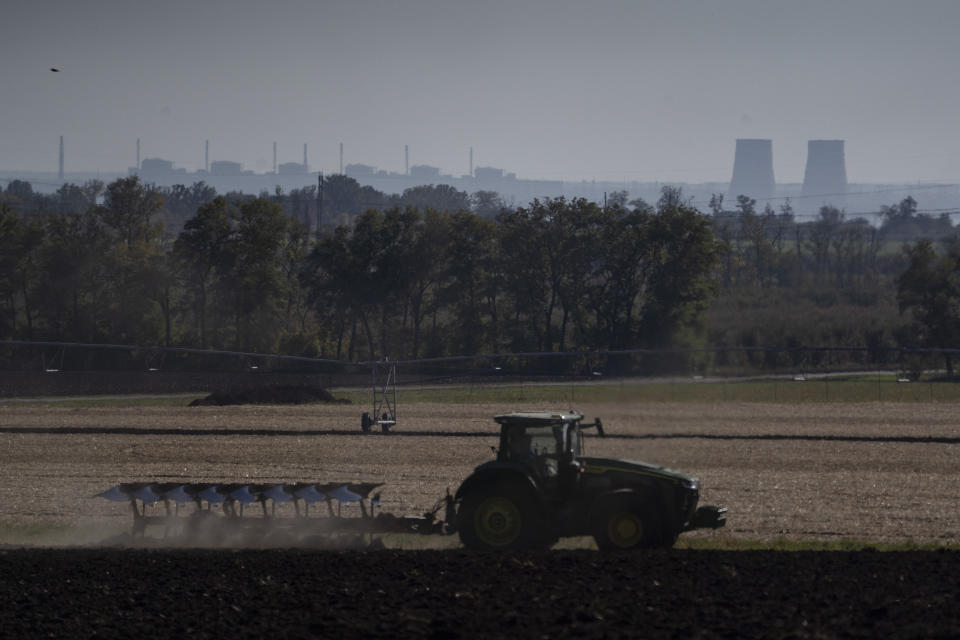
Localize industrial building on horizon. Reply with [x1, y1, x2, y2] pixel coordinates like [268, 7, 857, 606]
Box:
[4, 136, 956, 221]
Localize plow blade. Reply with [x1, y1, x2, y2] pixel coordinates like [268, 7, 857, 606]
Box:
[93, 481, 446, 543]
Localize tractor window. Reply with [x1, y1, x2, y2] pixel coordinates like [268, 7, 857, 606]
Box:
[529, 425, 562, 457]
[507, 425, 563, 459]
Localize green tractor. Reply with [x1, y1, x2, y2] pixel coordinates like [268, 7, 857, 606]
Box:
[455, 411, 726, 551]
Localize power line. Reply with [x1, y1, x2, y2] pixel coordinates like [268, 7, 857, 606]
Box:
[3, 339, 960, 370]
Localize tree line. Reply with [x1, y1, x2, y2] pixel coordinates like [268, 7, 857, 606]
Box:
[0, 177, 721, 371]
[2, 175, 957, 375]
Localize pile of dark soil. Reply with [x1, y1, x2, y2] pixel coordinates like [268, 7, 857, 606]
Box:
[1, 548, 957, 638]
[189, 385, 350, 406]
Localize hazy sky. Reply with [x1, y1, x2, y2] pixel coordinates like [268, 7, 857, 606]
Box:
[3, 0, 958, 184]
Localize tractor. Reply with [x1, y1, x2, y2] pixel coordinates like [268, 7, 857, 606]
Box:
[454, 411, 726, 550]
[97, 410, 725, 550]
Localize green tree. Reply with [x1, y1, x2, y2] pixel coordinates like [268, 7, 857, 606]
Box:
[160, 182, 218, 229]
[636, 197, 722, 347]
[442, 211, 499, 355]
[322, 174, 365, 220]
[303, 207, 414, 359]
[95, 177, 166, 345]
[469, 190, 505, 218]
[228, 197, 293, 351]
[34, 209, 111, 341]
[397, 184, 470, 212]
[896, 239, 960, 375]
[174, 196, 234, 348]
[0, 205, 23, 336]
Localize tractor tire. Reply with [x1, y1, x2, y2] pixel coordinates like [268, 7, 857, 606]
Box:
[591, 497, 665, 551]
[457, 484, 546, 551]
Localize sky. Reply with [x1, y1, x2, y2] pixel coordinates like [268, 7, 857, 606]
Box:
[2, 0, 959, 184]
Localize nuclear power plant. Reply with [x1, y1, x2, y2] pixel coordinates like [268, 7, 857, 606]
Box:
[13, 133, 954, 222]
[725, 138, 850, 209]
[728, 139, 775, 202]
[802, 139, 848, 198]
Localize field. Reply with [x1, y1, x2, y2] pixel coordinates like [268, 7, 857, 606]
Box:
[2, 385, 960, 637]
[1, 393, 959, 546]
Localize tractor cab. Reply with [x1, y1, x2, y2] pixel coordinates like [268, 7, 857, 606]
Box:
[493, 412, 603, 487]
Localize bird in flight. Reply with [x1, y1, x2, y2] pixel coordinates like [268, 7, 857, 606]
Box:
[50, 68, 60, 72]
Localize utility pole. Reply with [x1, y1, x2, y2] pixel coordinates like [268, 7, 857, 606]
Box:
[316, 171, 324, 241]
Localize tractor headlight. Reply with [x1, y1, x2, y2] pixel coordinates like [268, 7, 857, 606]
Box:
[681, 477, 700, 491]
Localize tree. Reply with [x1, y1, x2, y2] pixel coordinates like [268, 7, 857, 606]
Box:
[161, 182, 218, 229]
[304, 207, 424, 360]
[442, 211, 499, 355]
[0, 205, 23, 336]
[55, 180, 103, 216]
[805, 206, 843, 280]
[469, 190, 505, 218]
[34, 208, 111, 342]
[1, 180, 37, 215]
[606, 190, 629, 208]
[396, 184, 470, 213]
[174, 197, 234, 348]
[228, 197, 293, 351]
[322, 174, 365, 219]
[96, 177, 166, 345]
[637, 197, 721, 347]
[896, 239, 960, 375]
[99, 176, 163, 247]
[707, 194, 734, 288]
[399, 208, 453, 357]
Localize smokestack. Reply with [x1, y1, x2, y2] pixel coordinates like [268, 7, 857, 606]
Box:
[273, 142, 277, 174]
[405, 145, 409, 176]
[136, 138, 140, 171]
[58, 135, 64, 181]
[204, 140, 209, 172]
[470, 146, 473, 177]
[303, 143, 308, 171]
[339, 142, 343, 174]
[802, 139, 847, 198]
[728, 138, 775, 201]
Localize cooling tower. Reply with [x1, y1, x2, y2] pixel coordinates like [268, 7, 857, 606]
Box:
[728, 139, 775, 202]
[802, 140, 847, 198]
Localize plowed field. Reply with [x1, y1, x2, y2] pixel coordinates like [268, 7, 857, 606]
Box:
[2, 400, 959, 544]
[2, 400, 959, 637]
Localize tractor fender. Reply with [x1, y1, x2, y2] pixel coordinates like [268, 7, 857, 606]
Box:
[455, 464, 540, 503]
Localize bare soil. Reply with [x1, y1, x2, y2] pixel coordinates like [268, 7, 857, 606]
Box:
[1, 400, 958, 544]
[2, 548, 959, 639]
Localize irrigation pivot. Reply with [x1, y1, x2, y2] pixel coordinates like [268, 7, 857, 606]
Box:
[361, 358, 397, 433]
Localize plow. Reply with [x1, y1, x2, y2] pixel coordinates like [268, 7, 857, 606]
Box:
[96, 481, 454, 546]
[96, 411, 726, 549]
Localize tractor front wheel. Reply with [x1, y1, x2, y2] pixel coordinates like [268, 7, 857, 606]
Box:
[592, 498, 664, 551]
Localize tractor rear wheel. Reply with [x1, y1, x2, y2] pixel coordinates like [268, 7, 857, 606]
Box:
[592, 497, 664, 551]
[457, 485, 545, 551]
